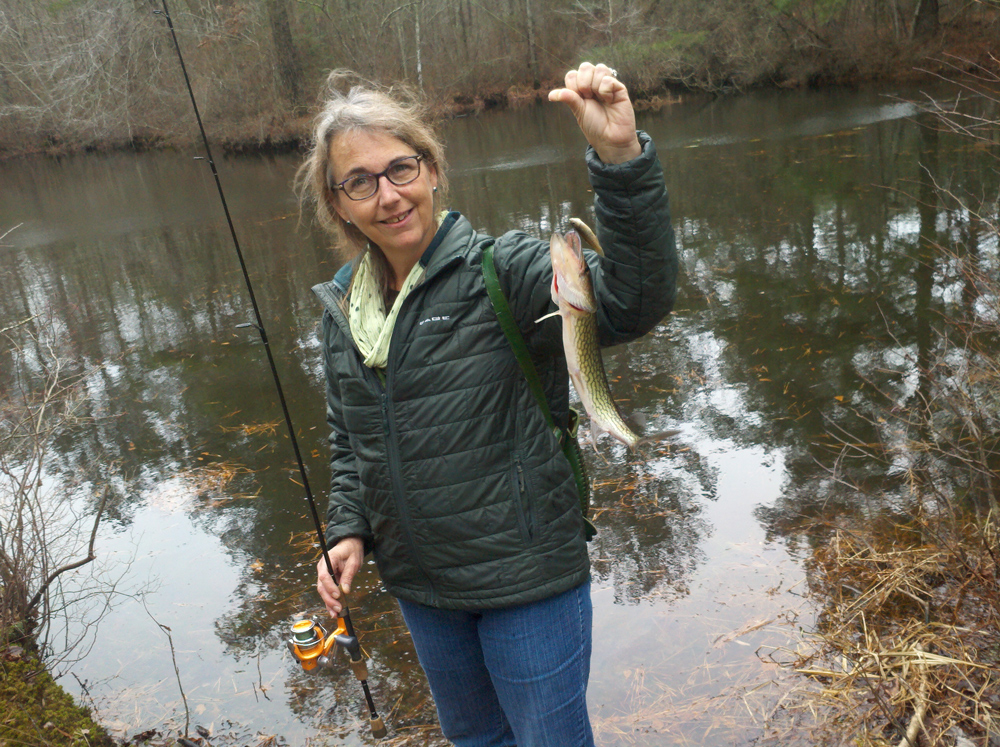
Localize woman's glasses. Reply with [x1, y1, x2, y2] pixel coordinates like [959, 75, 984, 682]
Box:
[330, 155, 424, 201]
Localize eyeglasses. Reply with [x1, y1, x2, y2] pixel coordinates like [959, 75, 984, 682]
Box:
[329, 155, 424, 201]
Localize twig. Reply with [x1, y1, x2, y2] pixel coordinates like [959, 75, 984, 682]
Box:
[1, 223, 23, 243]
[25, 487, 109, 614]
[143, 601, 190, 739]
[380, 2, 420, 30]
[0, 314, 38, 336]
[897, 645, 928, 747]
[256, 647, 271, 701]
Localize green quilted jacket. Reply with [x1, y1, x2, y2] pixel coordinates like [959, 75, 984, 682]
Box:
[312, 132, 678, 610]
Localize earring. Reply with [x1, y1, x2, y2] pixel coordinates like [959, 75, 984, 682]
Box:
[346, 220, 352, 225]
[433, 187, 438, 193]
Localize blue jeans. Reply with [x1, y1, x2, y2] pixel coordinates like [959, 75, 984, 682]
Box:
[397, 580, 595, 747]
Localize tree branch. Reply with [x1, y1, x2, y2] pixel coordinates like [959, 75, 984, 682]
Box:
[766, 0, 831, 48]
[25, 487, 109, 615]
[381, 2, 420, 30]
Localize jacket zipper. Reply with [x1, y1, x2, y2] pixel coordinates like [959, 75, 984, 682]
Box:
[320, 270, 461, 604]
[512, 452, 534, 541]
[382, 293, 439, 605]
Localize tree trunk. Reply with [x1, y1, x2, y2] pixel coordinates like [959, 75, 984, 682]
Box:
[524, 0, 540, 89]
[458, 0, 471, 71]
[415, 0, 424, 90]
[398, 21, 408, 81]
[266, 0, 303, 107]
[911, 0, 939, 40]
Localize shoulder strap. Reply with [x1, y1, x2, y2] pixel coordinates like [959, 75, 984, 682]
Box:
[482, 242, 558, 434]
[483, 242, 598, 541]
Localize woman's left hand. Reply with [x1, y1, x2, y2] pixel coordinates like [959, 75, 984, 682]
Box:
[549, 62, 641, 165]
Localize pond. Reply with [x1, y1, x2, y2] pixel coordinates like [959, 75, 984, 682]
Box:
[1, 80, 996, 745]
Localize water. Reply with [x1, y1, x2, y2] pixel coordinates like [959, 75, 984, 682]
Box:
[1, 82, 996, 745]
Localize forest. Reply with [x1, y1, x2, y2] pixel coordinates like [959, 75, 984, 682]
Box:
[0, 0, 998, 155]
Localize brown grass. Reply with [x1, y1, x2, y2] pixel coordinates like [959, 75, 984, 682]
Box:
[761, 521, 1000, 746]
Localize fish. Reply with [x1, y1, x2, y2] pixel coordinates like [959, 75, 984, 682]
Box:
[543, 218, 678, 451]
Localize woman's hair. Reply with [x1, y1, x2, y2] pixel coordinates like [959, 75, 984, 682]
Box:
[296, 70, 449, 279]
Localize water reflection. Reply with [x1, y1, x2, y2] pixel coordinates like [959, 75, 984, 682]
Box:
[2, 80, 997, 745]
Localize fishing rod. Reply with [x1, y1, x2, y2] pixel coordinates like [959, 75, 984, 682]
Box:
[154, 1, 386, 739]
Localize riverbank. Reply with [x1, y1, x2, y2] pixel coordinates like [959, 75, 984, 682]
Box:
[768, 518, 1000, 745]
[1, 14, 996, 162]
[1, 643, 114, 747]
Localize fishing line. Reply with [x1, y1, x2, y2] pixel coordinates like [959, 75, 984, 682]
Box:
[154, 0, 386, 738]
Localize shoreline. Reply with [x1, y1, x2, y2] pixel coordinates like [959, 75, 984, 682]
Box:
[0, 54, 983, 163]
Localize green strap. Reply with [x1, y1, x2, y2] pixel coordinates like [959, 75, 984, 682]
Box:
[482, 243, 558, 436]
[482, 243, 597, 541]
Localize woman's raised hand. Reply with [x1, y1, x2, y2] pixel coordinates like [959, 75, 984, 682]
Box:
[549, 62, 641, 165]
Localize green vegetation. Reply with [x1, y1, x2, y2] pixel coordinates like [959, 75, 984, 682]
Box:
[1, 646, 112, 747]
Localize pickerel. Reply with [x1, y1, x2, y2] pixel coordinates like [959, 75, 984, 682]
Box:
[545, 218, 677, 451]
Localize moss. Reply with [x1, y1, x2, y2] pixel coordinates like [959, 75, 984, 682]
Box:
[0, 648, 114, 747]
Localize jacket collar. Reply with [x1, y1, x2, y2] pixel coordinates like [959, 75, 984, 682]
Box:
[313, 211, 476, 318]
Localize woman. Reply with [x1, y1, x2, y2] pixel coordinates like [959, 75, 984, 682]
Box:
[301, 63, 678, 746]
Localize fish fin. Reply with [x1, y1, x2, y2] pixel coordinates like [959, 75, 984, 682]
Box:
[589, 425, 611, 465]
[626, 411, 648, 432]
[633, 429, 682, 450]
[589, 422, 603, 452]
[535, 310, 561, 324]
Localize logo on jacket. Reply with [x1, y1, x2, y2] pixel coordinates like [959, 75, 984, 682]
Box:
[418, 315, 451, 326]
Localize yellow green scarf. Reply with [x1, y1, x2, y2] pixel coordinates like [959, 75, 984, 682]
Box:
[348, 252, 425, 369]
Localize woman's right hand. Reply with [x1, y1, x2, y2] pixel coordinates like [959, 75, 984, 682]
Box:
[548, 62, 641, 165]
[316, 536, 364, 618]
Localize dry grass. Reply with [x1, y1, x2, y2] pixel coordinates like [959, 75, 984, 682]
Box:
[760, 521, 1000, 746]
[178, 462, 258, 508]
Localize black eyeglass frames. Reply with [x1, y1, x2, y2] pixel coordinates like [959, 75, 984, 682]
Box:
[329, 155, 424, 201]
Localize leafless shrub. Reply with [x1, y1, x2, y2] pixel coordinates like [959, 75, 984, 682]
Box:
[0, 0, 291, 153]
[0, 313, 120, 665]
[0, 1, 166, 149]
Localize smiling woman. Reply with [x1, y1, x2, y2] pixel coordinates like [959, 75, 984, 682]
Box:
[294, 65, 678, 746]
[326, 130, 440, 287]
[296, 71, 450, 307]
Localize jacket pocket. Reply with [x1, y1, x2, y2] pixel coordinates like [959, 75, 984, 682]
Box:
[509, 450, 535, 543]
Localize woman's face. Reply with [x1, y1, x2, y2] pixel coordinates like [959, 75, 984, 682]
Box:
[328, 130, 439, 266]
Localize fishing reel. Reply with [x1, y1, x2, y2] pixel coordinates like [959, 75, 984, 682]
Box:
[286, 617, 387, 738]
[287, 618, 368, 680]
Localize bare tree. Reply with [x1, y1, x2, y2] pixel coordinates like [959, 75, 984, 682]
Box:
[0, 0, 996, 152]
[911, 0, 939, 39]
[266, 0, 305, 107]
